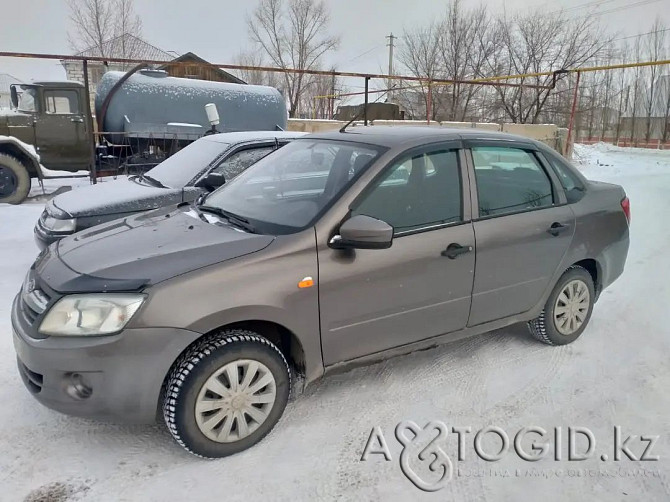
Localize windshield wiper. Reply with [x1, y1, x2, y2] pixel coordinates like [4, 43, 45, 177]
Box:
[190, 202, 209, 223]
[198, 205, 257, 233]
[139, 173, 168, 188]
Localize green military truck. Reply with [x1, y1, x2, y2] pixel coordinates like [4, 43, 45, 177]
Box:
[0, 70, 288, 204]
[0, 82, 90, 204]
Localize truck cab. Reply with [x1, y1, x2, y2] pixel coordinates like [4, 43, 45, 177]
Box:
[4, 82, 91, 171]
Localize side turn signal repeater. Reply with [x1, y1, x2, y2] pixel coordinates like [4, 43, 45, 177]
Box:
[298, 276, 314, 289]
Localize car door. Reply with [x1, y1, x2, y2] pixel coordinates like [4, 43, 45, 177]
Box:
[318, 142, 476, 365]
[34, 88, 89, 170]
[465, 141, 575, 326]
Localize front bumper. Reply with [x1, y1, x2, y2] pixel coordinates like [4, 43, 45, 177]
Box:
[11, 294, 202, 423]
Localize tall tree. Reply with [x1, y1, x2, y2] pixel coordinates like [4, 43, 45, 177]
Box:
[247, 0, 339, 118]
[67, 0, 143, 58]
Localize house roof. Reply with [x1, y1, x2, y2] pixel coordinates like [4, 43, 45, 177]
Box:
[159, 52, 246, 85]
[74, 33, 174, 61]
[0, 73, 24, 92]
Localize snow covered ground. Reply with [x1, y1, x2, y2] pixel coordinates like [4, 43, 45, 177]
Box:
[0, 143, 668, 501]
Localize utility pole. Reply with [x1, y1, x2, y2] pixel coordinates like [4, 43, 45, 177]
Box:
[386, 33, 396, 102]
[330, 72, 336, 119]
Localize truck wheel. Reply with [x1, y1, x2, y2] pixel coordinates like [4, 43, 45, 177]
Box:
[528, 266, 595, 346]
[0, 153, 31, 204]
[163, 330, 291, 458]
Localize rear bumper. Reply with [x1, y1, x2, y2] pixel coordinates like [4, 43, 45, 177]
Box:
[598, 229, 629, 293]
[11, 295, 202, 424]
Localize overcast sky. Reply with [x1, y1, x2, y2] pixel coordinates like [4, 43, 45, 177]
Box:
[1, 0, 669, 85]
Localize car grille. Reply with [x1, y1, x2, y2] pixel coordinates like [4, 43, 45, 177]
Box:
[18, 270, 55, 331]
[17, 359, 43, 394]
[20, 287, 51, 325]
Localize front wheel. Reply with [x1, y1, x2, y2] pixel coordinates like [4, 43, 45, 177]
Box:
[528, 266, 595, 345]
[0, 153, 31, 204]
[163, 330, 291, 458]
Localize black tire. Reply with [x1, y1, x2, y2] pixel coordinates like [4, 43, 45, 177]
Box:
[528, 266, 595, 346]
[0, 153, 31, 204]
[163, 330, 291, 458]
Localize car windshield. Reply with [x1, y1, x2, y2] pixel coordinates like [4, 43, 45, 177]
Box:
[144, 137, 229, 188]
[203, 139, 384, 235]
[17, 86, 38, 113]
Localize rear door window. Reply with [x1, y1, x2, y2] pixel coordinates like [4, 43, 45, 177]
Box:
[471, 147, 553, 217]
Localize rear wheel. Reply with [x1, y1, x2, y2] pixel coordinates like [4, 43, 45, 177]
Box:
[528, 266, 595, 345]
[0, 153, 31, 204]
[163, 330, 291, 458]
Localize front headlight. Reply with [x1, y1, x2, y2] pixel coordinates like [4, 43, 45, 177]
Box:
[39, 294, 145, 336]
[43, 215, 77, 232]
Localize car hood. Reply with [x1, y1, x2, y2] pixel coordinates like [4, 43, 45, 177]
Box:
[50, 177, 184, 218]
[40, 206, 274, 292]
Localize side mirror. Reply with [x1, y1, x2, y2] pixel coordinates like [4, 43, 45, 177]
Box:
[329, 214, 393, 250]
[195, 172, 226, 190]
[9, 85, 18, 109]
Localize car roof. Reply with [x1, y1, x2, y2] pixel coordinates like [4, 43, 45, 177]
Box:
[200, 130, 307, 145]
[31, 81, 85, 89]
[303, 126, 540, 148]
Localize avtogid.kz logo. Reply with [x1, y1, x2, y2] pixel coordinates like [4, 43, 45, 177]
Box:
[360, 422, 660, 492]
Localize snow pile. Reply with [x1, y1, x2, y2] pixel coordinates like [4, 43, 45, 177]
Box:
[574, 142, 670, 179]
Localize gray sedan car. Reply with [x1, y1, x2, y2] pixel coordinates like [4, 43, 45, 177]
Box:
[34, 131, 305, 249]
[12, 127, 629, 458]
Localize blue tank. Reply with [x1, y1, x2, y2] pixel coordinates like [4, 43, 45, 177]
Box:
[95, 70, 287, 143]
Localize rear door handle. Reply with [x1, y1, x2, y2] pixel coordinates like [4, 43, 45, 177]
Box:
[548, 222, 570, 236]
[441, 243, 473, 259]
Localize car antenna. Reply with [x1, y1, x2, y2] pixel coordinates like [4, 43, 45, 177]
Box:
[339, 85, 394, 133]
[339, 105, 368, 133]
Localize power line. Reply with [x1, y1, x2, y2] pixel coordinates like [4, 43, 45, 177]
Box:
[613, 27, 670, 42]
[347, 44, 385, 63]
[549, 0, 622, 15]
[570, 0, 661, 18]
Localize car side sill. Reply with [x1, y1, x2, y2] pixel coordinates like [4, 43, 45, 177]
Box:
[322, 311, 538, 378]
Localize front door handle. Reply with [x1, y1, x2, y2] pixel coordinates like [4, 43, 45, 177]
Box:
[548, 222, 570, 236]
[70, 116, 84, 123]
[441, 243, 473, 259]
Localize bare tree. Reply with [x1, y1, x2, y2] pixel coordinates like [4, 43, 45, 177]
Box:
[613, 44, 630, 144]
[396, 2, 494, 122]
[247, 0, 339, 117]
[439, 1, 492, 121]
[397, 22, 443, 120]
[628, 38, 644, 144]
[114, 0, 143, 60]
[233, 50, 282, 88]
[485, 10, 611, 124]
[642, 18, 667, 142]
[662, 75, 670, 143]
[67, 0, 143, 58]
